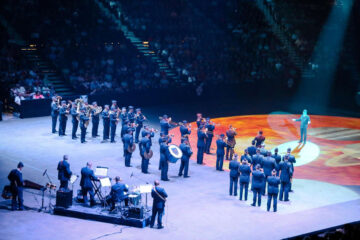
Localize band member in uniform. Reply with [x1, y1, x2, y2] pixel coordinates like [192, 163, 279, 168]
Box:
[197, 126, 207, 165]
[247, 140, 257, 157]
[251, 148, 264, 170]
[102, 105, 110, 141]
[196, 113, 205, 128]
[139, 132, 151, 173]
[292, 109, 311, 144]
[70, 102, 79, 139]
[80, 162, 99, 207]
[80, 107, 89, 143]
[279, 155, 292, 201]
[205, 118, 215, 154]
[229, 154, 240, 196]
[160, 139, 170, 181]
[111, 100, 118, 111]
[59, 100, 69, 136]
[8, 162, 24, 210]
[135, 108, 146, 143]
[216, 134, 227, 171]
[179, 138, 192, 178]
[241, 149, 252, 163]
[57, 155, 72, 190]
[110, 108, 118, 143]
[179, 120, 191, 139]
[108, 176, 129, 211]
[226, 125, 237, 160]
[123, 128, 134, 167]
[51, 97, 60, 133]
[150, 180, 168, 229]
[239, 159, 251, 201]
[143, 125, 156, 147]
[127, 106, 135, 123]
[120, 107, 127, 138]
[254, 130, 265, 148]
[121, 120, 130, 142]
[158, 133, 171, 170]
[91, 102, 100, 138]
[283, 148, 296, 192]
[160, 115, 173, 135]
[262, 151, 276, 195]
[267, 169, 280, 212]
[260, 143, 268, 157]
[251, 164, 265, 207]
[272, 148, 282, 176]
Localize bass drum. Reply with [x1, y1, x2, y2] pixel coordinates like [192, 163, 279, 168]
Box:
[168, 144, 183, 163]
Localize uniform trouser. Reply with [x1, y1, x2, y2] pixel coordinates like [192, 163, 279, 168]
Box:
[300, 127, 307, 142]
[216, 153, 224, 170]
[103, 122, 110, 140]
[135, 125, 142, 143]
[252, 187, 262, 206]
[60, 180, 68, 190]
[226, 146, 234, 160]
[141, 156, 149, 173]
[110, 125, 117, 142]
[72, 121, 78, 138]
[267, 193, 278, 211]
[279, 181, 290, 201]
[262, 176, 270, 195]
[161, 161, 169, 180]
[92, 119, 99, 137]
[179, 159, 189, 177]
[150, 207, 164, 227]
[159, 157, 162, 170]
[80, 126, 87, 143]
[82, 187, 95, 205]
[59, 120, 66, 136]
[197, 146, 204, 164]
[11, 186, 24, 210]
[229, 176, 239, 196]
[205, 135, 213, 153]
[52, 115, 58, 133]
[125, 151, 132, 167]
[239, 182, 249, 200]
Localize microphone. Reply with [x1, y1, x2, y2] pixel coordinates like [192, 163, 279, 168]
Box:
[42, 169, 47, 176]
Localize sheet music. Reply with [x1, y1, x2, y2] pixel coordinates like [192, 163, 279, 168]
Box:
[100, 177, 111, 187]
[139, 184, 152, 193]
[95, 167, 108, 177]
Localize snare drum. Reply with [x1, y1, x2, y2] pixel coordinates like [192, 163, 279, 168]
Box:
[168, 144, 183, 163]
[128, 193, 141, 206]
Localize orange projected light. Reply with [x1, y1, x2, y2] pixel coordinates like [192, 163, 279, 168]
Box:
[169, 114, 360, 185]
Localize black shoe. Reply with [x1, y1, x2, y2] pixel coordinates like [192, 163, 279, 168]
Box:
[111, 141, 116, 143]
[150, 225, 154, 228]
[251, 203, 255, 207]
[178, 174, 183, 177]
[72, 137, 76, 140]
[184, 176, 190, 178]
[274, 210, 277, 212]
[162, 179, 169, 181]
[284, 199, 289, 202]
[219, 169, 224, 171]
[279, 199, 283, 201]
[267, 209, 270, 212]
[158, 226, 164, 229]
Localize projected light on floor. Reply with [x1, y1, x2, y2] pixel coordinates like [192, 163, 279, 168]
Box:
[272, 141, 320, 167]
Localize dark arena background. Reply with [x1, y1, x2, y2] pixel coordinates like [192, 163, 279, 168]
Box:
[0, 0, 360, 240]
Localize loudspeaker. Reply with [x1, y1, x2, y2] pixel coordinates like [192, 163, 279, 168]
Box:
[56, 190, 73, 208]
[128, 206, 144, 219]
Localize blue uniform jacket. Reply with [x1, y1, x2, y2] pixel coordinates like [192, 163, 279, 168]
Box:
[123, 133, 133, 152]
[102, 111, 110, 124]
[241, 154, 252, 164]
[229, 160, 240, 177]
[135, 114, 146, 126]
[127, 112, 135, 123]
[216, 139, 227, 155]
[80, 167, 98, 189]
[110, 112, 117, 126]
[180, 125, 191, 137]
[180, 143, 192, 161]
[252, 154, 264, 170]
[70, 108, 79, 123]
[111, 182, 129, 201]
[80, 114, 89, 128]
[251, 170, 265, 189]
[139, 137, 151, 155]
[239, 164, 251, 183]
[262, 156, 276, 177]
[279, 162, 293, 182]
[8, 169, 23, 187]
[197, 131, 207, 148]
[151, 186, 168, 209]
[160, 120, 171, 135]
[206, 124, 215, 135]
[59, 107, 68, 121]
[57, 160, 72, 181]
[51, 102, 59, 117]
[267, 176, 280, 194]
[247, 146, 257, 156]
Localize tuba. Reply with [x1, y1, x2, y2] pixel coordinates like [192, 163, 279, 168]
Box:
[144, 150, 153, 160]
[128, 143, 136, 153]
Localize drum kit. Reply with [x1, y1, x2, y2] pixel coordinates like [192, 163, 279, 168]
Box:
[168, 144, 183, 163]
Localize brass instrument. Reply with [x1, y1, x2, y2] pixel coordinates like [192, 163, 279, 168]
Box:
[84, 105, 92, 128]
[128, 143, 136, 153]
[94, 106, 103, 115]
[75, 98, 83, 121]
[144, 149, 153, 160]
[56, 96, 62, 107]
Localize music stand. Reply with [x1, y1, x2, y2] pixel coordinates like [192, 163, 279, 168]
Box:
[139, 184, 152, 210]
[93, 166, 109, 207]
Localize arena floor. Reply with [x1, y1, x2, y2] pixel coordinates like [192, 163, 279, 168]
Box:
[0, 113, 359, 240]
